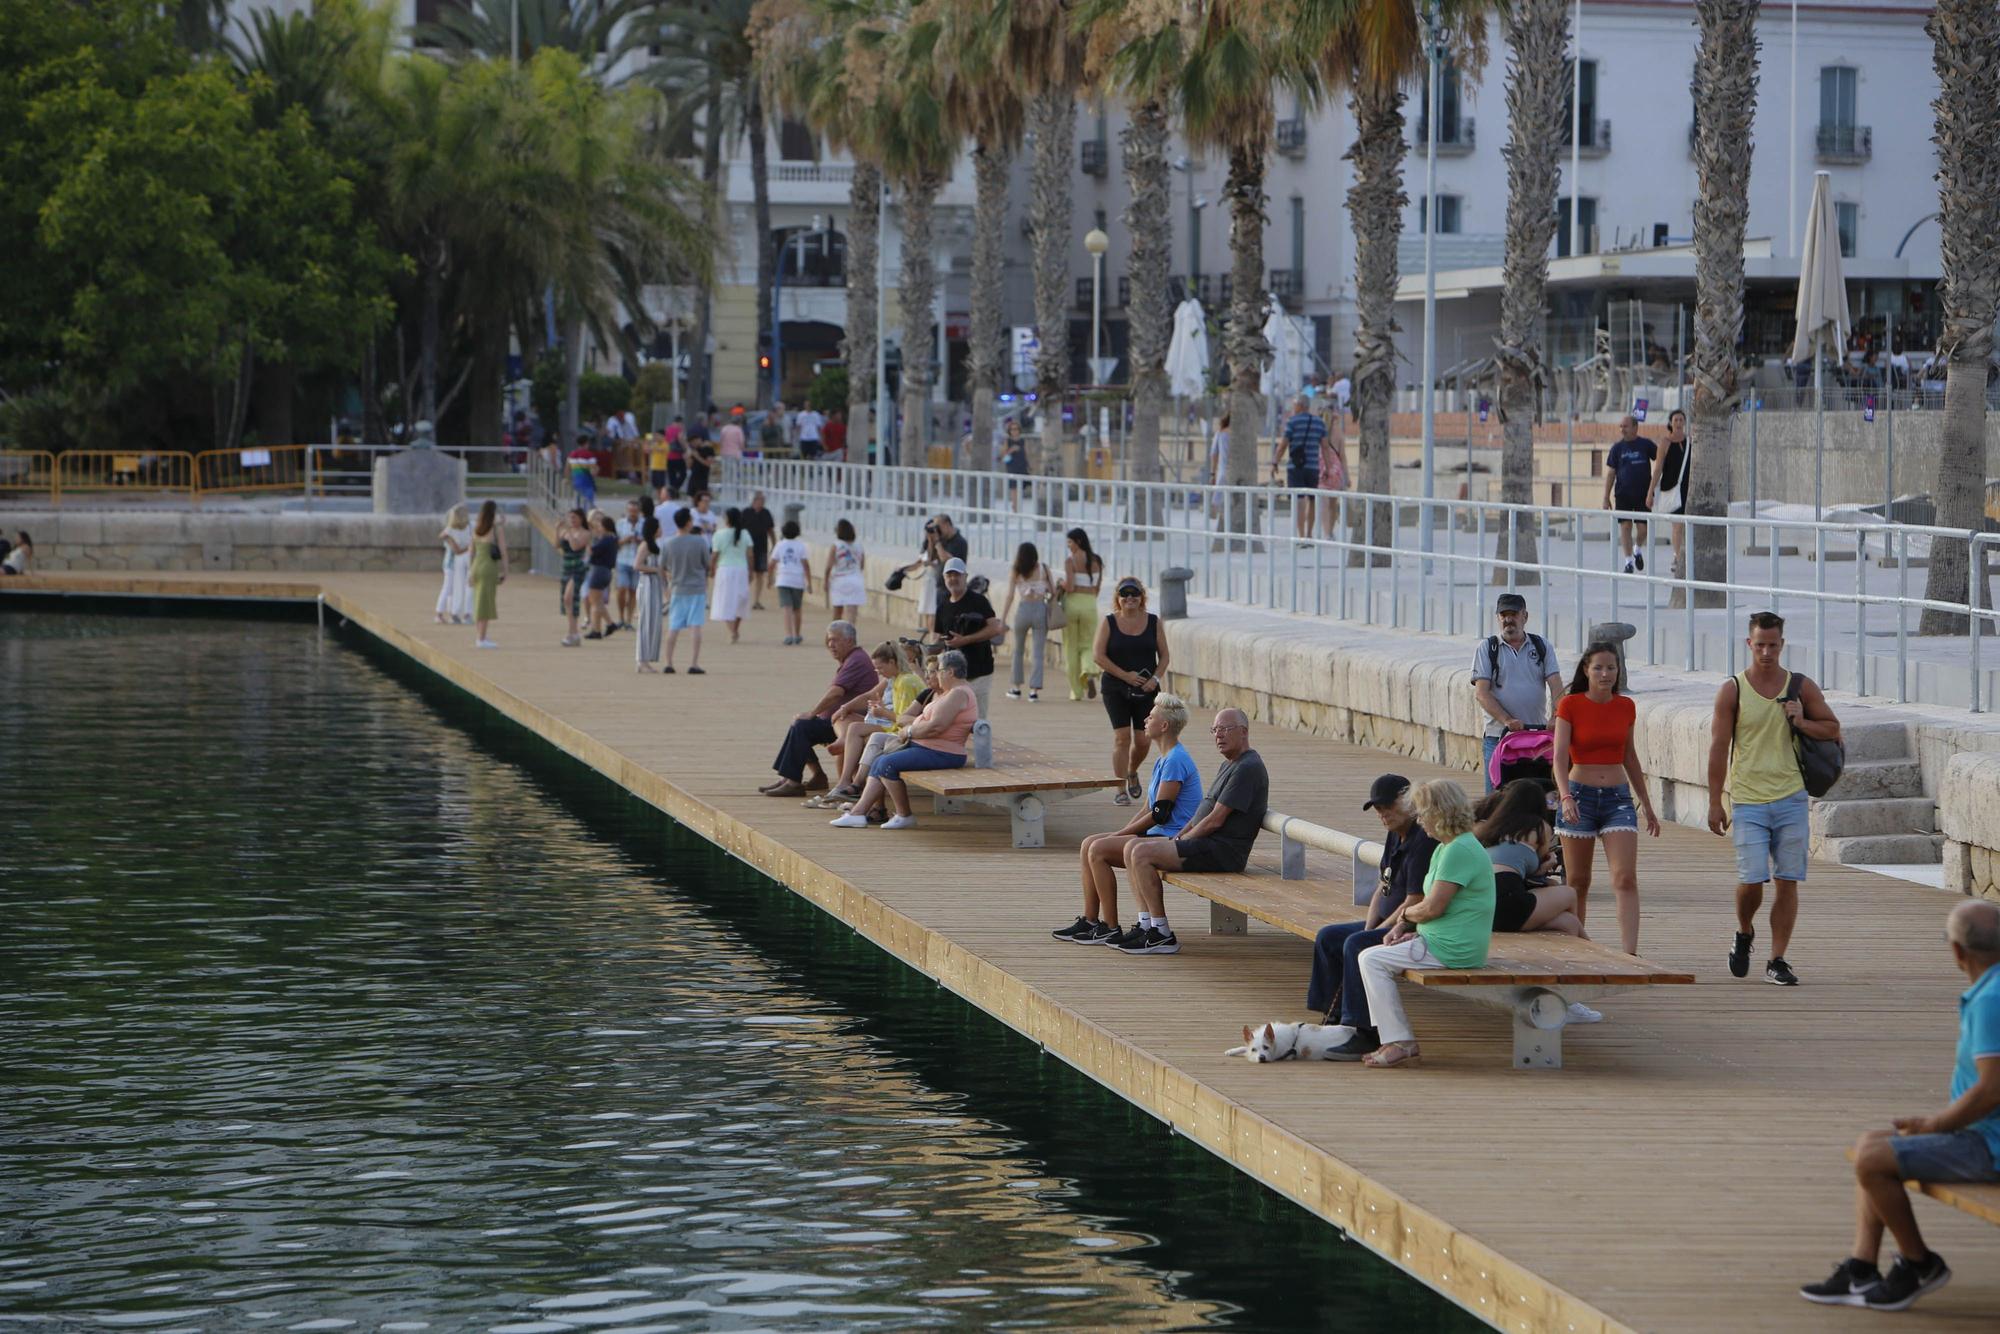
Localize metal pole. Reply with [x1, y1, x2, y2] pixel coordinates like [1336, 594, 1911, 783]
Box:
[1569, 0, 1582, 258]
[1813, 345, 1824, 521]
[876, 183, 889, 468]
[1789, 0, 1798, 258]
[511, 0, 518, 64]
[1420, 4, 1442, 559]
[772, 242, 785, 407]
[1092, 252, 1104, 375]
[1885, 307, 1896, 512]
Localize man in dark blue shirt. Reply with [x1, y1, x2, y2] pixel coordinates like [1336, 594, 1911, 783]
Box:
[1272, 397, 1329, 538]
[1601, 413, 1658, 573]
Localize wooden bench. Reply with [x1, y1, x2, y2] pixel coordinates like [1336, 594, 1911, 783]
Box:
[1161, 865, 1694, 1069]
[1846, 1149, 2000, 1228]
[900, 740, 1123, 848]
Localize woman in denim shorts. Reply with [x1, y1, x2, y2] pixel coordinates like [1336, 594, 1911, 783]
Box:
[1553, 643, 1662, 954]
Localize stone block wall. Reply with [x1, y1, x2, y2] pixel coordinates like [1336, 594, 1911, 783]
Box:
[1942, 753, 2000, 902]
[9, 510, 529, 574]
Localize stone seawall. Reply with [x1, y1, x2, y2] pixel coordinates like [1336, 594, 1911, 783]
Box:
[7, 511, 530, 574]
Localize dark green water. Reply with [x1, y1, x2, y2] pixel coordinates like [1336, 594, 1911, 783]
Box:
[0, 611, 1481, 1332]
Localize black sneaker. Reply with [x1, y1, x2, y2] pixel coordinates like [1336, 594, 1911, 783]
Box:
[1864, 1253, 1950, 1312]
[1115, 926, 1180, 955]
[1079, 921, 1120, 944]
[1634, 551, 1645, 572]
[1800, 1257, 1882, 1306]
[1729, 931, 1753, 978]
[1051, 916, 1099, 942]
[661, 665, 676, 674]
[1323, 1029, 1381, 1062]
[1766, 957, 1800, 986]
[1098, 925, 1143, 949]
[584, 630, 604, 640]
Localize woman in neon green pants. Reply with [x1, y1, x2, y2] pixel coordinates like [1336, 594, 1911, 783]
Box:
[1058, 528, 1103, 701]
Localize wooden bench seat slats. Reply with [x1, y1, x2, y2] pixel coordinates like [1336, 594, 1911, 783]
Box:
[1908, 1179, 2000, 1226]
[901, 741, 1123, 798]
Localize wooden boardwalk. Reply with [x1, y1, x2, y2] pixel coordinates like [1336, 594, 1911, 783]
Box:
[9, 570, 1998, 1332]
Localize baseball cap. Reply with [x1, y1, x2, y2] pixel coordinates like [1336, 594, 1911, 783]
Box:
[1494, 592, 1527, 614]
[942, 557, 968, 576]
[1362, 773, 1410, 811]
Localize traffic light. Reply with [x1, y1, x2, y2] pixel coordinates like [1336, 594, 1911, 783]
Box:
[758, 354, 771, 370]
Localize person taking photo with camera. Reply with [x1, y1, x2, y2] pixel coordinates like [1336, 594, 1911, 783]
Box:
[933, 558, 1004, 718]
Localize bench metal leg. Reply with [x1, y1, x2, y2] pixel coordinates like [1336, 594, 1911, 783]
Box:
[1007, 793, 1045, 849]
[932, 795, 966, 815]
[1511, 988, 1568, 1069]
[1209, 903, 1249, 935]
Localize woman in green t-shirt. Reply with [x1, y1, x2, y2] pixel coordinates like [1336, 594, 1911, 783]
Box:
[1356, 779, 1496, 1068]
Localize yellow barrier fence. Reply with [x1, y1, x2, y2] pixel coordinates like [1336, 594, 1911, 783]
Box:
[53, 450, 195, 502]
[194, 444, 309, 498]
[0, 450, 56, 502]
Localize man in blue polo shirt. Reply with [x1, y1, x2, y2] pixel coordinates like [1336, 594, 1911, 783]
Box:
[1271, 396, 1328, 539]
[1800, 900, 2000, 1312]
[1600, 414, 1657, 574]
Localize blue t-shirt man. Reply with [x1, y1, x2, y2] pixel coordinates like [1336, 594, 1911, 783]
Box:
[1283, 412, 1327, 481]
[1605, 436, 1657, 508]
[1145, 742, 1204, 836]
[1955, 963, 2000, 1162]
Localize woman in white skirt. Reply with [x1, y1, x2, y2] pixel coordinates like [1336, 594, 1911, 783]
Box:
[633, 514, 664, 671]
[709, 507, 754, 642]
[825, 517, 868, 623]
[435, 504, 472, 623]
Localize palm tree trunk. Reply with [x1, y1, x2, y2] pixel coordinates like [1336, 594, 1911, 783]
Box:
[1029, 89, 1075, 472]
[968, 140, 1011, 472]
[1222, 142, 1269, 546]
[1920, 0, 2000, 633]
[688, 77, 724, 415]
[1494, 0, 1570, 585]
[418, 241, 444, 427]
[561, 311, 584, 447]
[843, 160, 881, 460]
[1123, 100, 1171, 507]
[897, 166, 943, 465]
[1688, 0, 1760, 607]
[1347, 80, 1406, 565]
[747, 79, 774, 409]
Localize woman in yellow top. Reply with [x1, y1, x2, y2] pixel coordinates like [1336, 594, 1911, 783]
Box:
[814, 643, 927, 806]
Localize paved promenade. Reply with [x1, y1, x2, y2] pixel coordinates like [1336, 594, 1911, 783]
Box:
[6, 569, 1997, 1332]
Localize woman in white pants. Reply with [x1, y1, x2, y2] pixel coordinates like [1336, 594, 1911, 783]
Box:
[435, 505, 472, 623]
[1357, 779, 1497, 1068]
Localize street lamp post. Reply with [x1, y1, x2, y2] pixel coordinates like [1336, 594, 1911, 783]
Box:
[1420, 3, 1443, 558]
[1085, 227, 1110, 379]
[875, 184, 890, 468]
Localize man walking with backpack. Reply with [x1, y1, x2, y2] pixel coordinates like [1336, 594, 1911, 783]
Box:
[1706, 611, 1844, 986]
[1470, 593, 1564, 791]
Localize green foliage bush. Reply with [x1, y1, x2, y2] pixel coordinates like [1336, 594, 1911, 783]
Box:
[630, 363, 679, 431]
[807, 367, 849, 415]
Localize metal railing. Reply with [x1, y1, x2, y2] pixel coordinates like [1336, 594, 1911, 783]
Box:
[55, 449, 195, 501]
[0, 450, 56, 497]
[0, 444, 532, 507]
[1267, 809, 1382, 907]
[723, 457, 1997, 711]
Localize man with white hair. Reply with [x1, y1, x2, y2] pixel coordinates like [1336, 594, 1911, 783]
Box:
[1800, 899, 2000, 1311]
[1271, 396, 1327, 538]
[760, 621, 877, 798]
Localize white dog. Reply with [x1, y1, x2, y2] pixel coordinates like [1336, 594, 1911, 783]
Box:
[1224, 1022, 1357, 1063]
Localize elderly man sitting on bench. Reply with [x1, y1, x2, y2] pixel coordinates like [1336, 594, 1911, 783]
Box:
[1115, 708, 1269, 957]
[1799, 899, 2000, 1313]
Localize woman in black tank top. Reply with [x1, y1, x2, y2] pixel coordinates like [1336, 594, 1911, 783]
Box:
[1092, 577, 1171, 803]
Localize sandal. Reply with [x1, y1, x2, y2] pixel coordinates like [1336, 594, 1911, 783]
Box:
[1362, 1041, 1421, 1069]
[1125, 773, 1142, 800]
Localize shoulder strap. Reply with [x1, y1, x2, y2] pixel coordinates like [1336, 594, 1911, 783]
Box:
[1485, 635, 1502, 683]
[1782, 672, 1803, 703]
[1528, 633, 1548, 670]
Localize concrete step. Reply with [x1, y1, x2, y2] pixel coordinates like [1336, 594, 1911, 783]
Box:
[1810, 796, 1937, 839]
[1823, 758, 1925, 801]
[1815, 832, 1944, 865]
[1839, 723, 1916, 763]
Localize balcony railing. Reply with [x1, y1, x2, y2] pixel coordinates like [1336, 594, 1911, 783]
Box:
[1275, 119, 1307, 157]
[1116, 275, 1131, 308]
[771, 162, 854, 185]
[1080, 139, 1108, 176]
[1269, 268, 1304, 306]
[1411, 115, 1476, 155]
[1817, 123, 1872, 162]
[1577, 118, 1611, 156]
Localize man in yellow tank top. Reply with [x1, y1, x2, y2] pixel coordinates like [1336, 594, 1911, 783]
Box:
[1705, 612, 1843, 986]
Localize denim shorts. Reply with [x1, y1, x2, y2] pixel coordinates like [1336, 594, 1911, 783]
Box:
[870, 744, 966, 781]
[1556, 783, 1638, 839]
[1731, 789, 1809, 884]
[1891, 1130, 1999, 1184]
[614, 565, 638, 590]
[667, 592, 706, 631]
[586, 566, 613, 592]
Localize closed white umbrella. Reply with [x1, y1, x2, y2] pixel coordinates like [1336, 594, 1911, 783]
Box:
[1258, 296, 1311, 400]
[1166, 298, 1210, 399]
[1793, 170, 1851, 520]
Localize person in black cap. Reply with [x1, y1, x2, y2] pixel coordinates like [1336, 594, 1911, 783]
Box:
[1303, 773, 1440, 1061]
[1471, 591, 1562, 792]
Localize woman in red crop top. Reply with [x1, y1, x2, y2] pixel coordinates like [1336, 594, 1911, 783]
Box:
[1553, 643, 1661, 954]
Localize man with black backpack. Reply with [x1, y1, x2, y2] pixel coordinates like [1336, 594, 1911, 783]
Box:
[1470, 593, 1564, 791]
[1706, 611, 1844, 987]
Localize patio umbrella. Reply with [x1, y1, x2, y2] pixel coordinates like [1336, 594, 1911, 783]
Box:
[1259, 296, 1311, 402]
[1792, 170, 1851, 520]
[1166, 299, 1210, 400]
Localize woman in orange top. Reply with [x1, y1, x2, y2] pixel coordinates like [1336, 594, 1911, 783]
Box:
[1553, 643, 1662, 954]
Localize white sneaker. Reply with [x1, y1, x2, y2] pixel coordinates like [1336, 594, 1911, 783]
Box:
[475, 639, 499, 649]
[827, 813, 869, 829]
[1005, 688, 1022, 699]
[1565, 1001, 1604, 1025]
[882, 814, 917, 830]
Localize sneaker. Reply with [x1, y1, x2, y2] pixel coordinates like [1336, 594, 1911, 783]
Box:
[1863, 1253, 1950, 1312]
[604, 624, 621, 636]
[1099, 925, 1146, 949]
[1076, 921, 1120, 944]
[1800, 1258, 1883, 1307]
[1115, 926, 1180, 955]
[1006, 688, 1023, 700]
[1125, 774, 1143, 800]
[1633, 552, 1645, 572]
[1111, 790, 1132, 806]
[1565, 1001, 1604, 1025]
[1728, 930, 1753, 978]
[1766, 957, 1800, 986]
[882, 814, 917, 830]
[828, 813, 870, 828]
[1620, 556, 1636, 574]
[475, 639, 499, 649]
[585, 631, 604, 640]
[1323, 1029, 1381, 1062]
[687, 666, 705, 675]
[662, 665, 676, 674]
[1051, 916, 1099, 942]
[560, 636, 581, 647]
[1028, 691, 1039, 702]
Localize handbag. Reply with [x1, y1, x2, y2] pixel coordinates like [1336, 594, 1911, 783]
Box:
[1782, 674, 1846, 798]
[1044, 569, 1067, 630]
[885, 566, 907, 592]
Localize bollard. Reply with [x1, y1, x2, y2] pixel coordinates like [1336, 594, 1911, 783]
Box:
[783, 501, 806, 530]
[1587, 620, 1638, 692]
[969, 718, 993, 769]
[1158, 566, 1196, 621]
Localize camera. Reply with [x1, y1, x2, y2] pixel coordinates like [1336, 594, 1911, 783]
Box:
[923, 521, 939, 534]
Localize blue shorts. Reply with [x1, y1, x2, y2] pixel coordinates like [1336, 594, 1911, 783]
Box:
[668, 592, 706, 631]
[1891, 1130, 1999, 1184]
[586, 566, 613, 592]
[615, 565, 638, 590]
[1731, 789, 1809, 884]
[870, 744, 966, 781]
[1556, 783, 1637, 839]
[1287, 463, 1318, 490]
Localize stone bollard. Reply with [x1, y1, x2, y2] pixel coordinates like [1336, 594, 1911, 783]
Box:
[1158, 566, 1196, 621]
[969, 718, 993, 769]
[783, 501, 806, 530]
[1587, 620, 1638, 692]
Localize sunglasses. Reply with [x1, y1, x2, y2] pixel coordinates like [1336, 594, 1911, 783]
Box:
[1117, 587, 1143, 598]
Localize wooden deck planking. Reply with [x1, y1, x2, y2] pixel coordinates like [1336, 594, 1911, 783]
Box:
[9, 568, 1997, 1334]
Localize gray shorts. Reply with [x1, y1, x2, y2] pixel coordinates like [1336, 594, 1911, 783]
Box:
[1891, 1130, 1998, 1183]
[777, 585, 803, 610]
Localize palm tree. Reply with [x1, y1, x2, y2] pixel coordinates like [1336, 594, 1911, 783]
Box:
[1492, 0, 1569, 581]
[1686, 0, 1760, 605]
[1920, 0, 2000, 632]
[420, 0, 638, 71]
